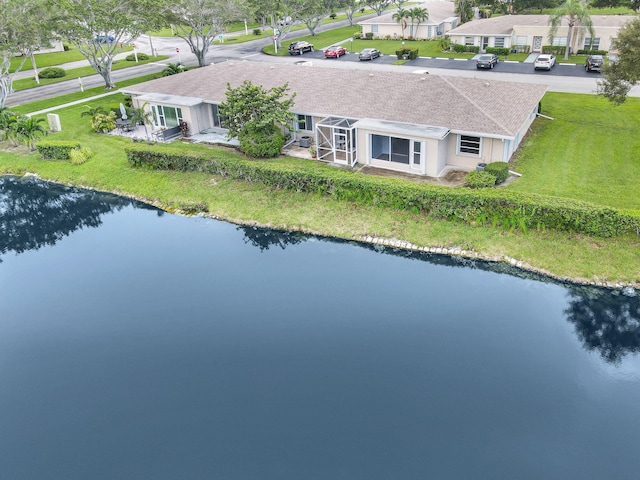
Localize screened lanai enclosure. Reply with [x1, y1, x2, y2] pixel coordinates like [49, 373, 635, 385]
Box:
[315, 117, 358, 166]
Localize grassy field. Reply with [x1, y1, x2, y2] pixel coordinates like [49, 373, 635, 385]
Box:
[0, 90, 639, 285]
[12, 56, 168, 92]
[510, 92, 640, 212]
[10, 45, 134, 73]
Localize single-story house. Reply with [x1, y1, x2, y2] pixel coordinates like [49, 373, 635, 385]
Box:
[446, 15, 634, 54]
[359, 1, 459, 40]
[122, 61, 547, 177]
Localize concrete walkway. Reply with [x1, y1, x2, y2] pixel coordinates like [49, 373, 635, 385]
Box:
[25, 90, 122, 117]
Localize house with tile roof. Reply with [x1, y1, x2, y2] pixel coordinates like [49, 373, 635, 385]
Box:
[122, 61, 547, 177]
[358, 1, 459, 40]
[446, 15, 633, 54]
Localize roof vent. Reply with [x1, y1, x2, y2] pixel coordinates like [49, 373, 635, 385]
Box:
[484, 82, 490, 87]
[369, 73, 374, 77]
[270, 65, 275, 69]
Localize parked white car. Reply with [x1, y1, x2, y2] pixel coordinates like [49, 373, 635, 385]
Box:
[534, 54, 556, 71]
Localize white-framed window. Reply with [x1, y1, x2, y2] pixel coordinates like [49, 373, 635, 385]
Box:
[457, 135, 481, 156]
[151, 105, 183, 128]
[296, 114, 313, 131]
[494, 37, 506, 48]
[551, 37, 567, 46]
[371, 134, 410, 164]
[211, 104, 226, 128]
[515, 36, 528, 46]
[371, 24, 379, 33]
[583, 37, 600, 50]
[465, 36, 475, 46]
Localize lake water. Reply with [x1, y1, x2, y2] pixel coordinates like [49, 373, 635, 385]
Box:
[1, 175, 639, 480]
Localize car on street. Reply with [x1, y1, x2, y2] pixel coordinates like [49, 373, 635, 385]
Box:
[288, 41, 314, 55]
[358, 48, 381, 61]
[585, 54, 604, 72]
[534, 54, 556, 70]
[476, 54, 499, 69]
[325, 45, 347, 58]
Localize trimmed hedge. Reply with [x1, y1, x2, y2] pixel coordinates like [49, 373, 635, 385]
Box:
[39, 67, 66, 79]
[485, 162, 509, 185]
[485, 47, 509, 57]
[395, 48, 419, 60]
[577, 49, 608, 56]
[542, 45, 566, 56]
[36, 140, 81, 160]
[125, 145, 640, 238]
[465, 170, 495, 189]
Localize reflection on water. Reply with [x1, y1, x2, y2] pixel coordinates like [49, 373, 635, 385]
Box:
[2, 175, 640, 480]
[0, 176, 154, 261]
[237, 223, 640, 364]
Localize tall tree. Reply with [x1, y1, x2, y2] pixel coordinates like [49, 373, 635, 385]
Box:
[218, 80, 295, 157]
[366, 0, 393, 16]
[454, 0, 475, 23]
[340, 0, 361, 26]
[54, 0, 156, 89]
[158, 0, 247, 67]
[246, 0, 304, 48]
[298, 0, 337, 36]
[408, 7, 429, 38]
[548, 0, 594, 60]
[0, 0, 57, 108]
[597, 17, 640, 104]
[392, 8, 410, 39]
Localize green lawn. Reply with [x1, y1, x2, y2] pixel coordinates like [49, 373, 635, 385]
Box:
[510, 92, 640, 212]
[1, 90, 639, 284]
[12, 56, 168, 92]
[10, 45, 134, 73]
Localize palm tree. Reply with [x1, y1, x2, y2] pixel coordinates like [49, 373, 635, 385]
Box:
[455, 0, 474, 24]
[162, 63, 185, 77]
[126, 103, 153, 140]
[408, 7, 429, 39]
[0, 107, 17, 135]
[80, 105, 107, 118]
[392, 8, 410, 39]
[549, 0, 595, 60]
[10, 116, 47, 150]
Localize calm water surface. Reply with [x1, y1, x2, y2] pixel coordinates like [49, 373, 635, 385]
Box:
[1, 176, 639, 479]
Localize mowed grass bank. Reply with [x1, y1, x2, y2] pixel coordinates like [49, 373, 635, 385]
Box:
[0, 92, 639, 285]
[509, 92, 640, 212]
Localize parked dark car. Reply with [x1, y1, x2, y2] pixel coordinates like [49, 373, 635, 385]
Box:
[476, 54, 499, 69]
[324, 45, 347, 58]
[288, 41, 314, 55]
[358, 48, 381, 61]
[585, 54, 604, 72]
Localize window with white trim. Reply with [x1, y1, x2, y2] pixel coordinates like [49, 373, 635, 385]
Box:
[583, 37, 600, 50]
[465, 36, 475, 46]
[296, 114, 313, 131]
[551, 37, 567, 46]
[494, 37, 506, 48]
[458, 135, 481, 156]
[151, 105, 183, 128]
[515, 36, 527, 46]
[371, 134, 410, 164]
[371, 24, 379, 33]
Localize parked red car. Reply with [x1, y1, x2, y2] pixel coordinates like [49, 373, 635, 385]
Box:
[325, 45, 347, 58]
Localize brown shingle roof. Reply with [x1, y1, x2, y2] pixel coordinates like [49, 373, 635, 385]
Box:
[124, 61, 547, 137]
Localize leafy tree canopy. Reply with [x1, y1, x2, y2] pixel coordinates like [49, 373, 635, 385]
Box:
[598, 17, 640, 104]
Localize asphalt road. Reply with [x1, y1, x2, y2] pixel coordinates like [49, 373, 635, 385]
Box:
[7, 27, 639, 107]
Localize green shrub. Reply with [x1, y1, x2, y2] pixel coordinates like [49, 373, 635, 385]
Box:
[354, 32, 362, 39]
[39, 67, 66, 78]
[69, 146, 95, 165]
[125, 145, 640, 237]
[467, 45, 480, 53]
[486, 47, 509, 57]
[395, 48, 419, 60]
[329, 12, 337, 19]
[253, 28, 262, 35]
[63, 44, 70, 51]
[542, 45, 566, 56]
[238, 126, 283, 158]
[465, 170, 496, 188]
[36, 140, 81, 160]
[484, 162, 509, 184]
[453, 43, 466, 53]
[91, 111, 117, 133]
[365, 32, 374, 40]
[577, 49, 607, 55]
[126, 52, 149, 61]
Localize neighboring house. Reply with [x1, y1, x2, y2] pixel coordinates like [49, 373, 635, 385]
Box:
[446, 15, 634, 54]
[122, 61, 546, 178]
[359, 1, 459, 40]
